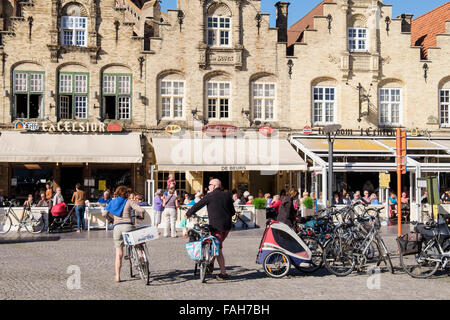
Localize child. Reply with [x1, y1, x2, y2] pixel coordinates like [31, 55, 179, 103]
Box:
[166, 174, 176, 190]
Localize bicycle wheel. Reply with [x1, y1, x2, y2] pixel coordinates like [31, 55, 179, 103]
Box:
[323, 238, 355, 277]
[375, 239, 394, 274]
[399, 241, 440, 278]
[263, 251, 291, 278]
[0, 213, 12, 235]
[200, 242, 211, 283]
[24, 212, 45, 234]
[295, 236, 323, 273]
[135, 244, 150, 285]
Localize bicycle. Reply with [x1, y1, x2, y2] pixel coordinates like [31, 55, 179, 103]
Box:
[186, 214, 219, 283]
[0, 200, 45, 235]
[323, 208, 394, 276]
[123, 225, 155, 285]
[398, 214, 450, 278]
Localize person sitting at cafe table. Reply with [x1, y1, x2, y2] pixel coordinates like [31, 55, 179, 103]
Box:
[441, 189, 450, 204]
[98, 191, 112, 205]
[332, 193, 343, 205]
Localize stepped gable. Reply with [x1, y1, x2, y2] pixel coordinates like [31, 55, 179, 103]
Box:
[287, 0, 334, 47]
[411, 1, 450, 59]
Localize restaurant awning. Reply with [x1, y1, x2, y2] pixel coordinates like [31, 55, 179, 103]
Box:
[0, 131, 143, 163]
[152, 137, 307, 171]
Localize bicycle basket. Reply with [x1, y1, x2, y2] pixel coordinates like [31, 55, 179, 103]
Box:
[122, 226, 159, 246]
[185, 241, 202, 261]
[396, 232, 422, 255]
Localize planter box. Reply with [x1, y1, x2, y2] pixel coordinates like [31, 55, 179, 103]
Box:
[255, 209, 266, 228]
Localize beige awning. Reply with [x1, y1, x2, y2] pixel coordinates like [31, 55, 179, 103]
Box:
[152, 137, 307, 171]
[294, 138, 391, 152]
[0, 131, 143, 163]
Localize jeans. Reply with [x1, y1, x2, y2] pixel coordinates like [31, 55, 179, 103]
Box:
[162, 208, 177, 237]
[75, 205, 86, 230]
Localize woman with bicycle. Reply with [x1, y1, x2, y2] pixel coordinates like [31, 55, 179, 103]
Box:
[102, 186, 146, 283]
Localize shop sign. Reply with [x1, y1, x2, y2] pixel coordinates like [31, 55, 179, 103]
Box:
[318, 127, 396, 137]
[14, 121, 39, 131]
[259, 126, 274, 136]
[165, 124, 182, 134]
[427, 115, 438, 124]
[379, 173, 391, 189]
[107, 123, 123, 132]
[303, 126, 312, 135]
[410, 128, 419, 137]
[202, 124, 239, 136]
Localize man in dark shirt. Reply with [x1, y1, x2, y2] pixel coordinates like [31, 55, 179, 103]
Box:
[186, 179, 235, 280]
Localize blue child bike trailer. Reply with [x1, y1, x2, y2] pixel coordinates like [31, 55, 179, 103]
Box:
[185, 236, 220, 261]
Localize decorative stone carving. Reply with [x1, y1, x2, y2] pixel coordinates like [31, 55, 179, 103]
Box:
[198, 45, 243, 70]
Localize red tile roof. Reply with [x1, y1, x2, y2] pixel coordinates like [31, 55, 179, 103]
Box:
[287, 0, 334, 47]
[411, 1, 450, 59]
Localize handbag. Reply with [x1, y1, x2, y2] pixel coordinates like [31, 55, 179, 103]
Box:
[163, 194, 174, 208]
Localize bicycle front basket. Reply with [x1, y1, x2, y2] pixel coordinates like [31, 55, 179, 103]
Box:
[185, 241, 202, 261]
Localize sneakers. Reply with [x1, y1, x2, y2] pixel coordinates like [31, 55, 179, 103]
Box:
[216, 274, 229, 281]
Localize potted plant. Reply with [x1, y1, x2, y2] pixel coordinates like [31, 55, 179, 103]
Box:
[253, 198, 267, 228]
[302, 197, 314, 217]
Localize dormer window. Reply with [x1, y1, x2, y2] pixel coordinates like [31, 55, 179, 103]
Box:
[60, 4, 88, 47]
[348, 27, 367, 52]
[207, 16, 231, 47]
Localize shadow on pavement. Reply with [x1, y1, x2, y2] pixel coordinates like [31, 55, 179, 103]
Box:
[0, 236, 61, 244]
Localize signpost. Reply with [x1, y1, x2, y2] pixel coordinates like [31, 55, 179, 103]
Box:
[324, 124, 342, 207]
[396, 128, 407, 237]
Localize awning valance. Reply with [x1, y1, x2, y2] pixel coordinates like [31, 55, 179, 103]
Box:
[152, 137, 307, 171]
[0, 132, 143, 163]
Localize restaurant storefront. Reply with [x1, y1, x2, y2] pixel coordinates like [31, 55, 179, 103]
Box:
[289, 130, 450, 222]
[0, 125, 143, 202]
[149, 129, 307, 200]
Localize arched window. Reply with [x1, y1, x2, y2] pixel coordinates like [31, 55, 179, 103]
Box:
[348, 15, 368, 52]
[439, 77, 450, 126]
[206, 3, 232, 47]
[13, 63, 45, 120]
[378, 80, 403, 126]
[205, 72, 231, 120]
[251, 75, 276, 121]
[60, 3, 88, 47]
[159, 72, 185, 120]
[58, 64, 89, 120]
[102, 66, 132, 120]
[312, 77, 337, 125]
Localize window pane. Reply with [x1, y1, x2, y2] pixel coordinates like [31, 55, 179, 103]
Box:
[220, 31, 229, 45]
[380, 103, 389, 123]
[60, 96, 71, 119]
[60, 74, 72, 93]
[173, 81, 184, 96]
[161, 81, 172, 95]
[325, 102, 334, 122]
[74, 74, 87, 94]
[207, 30, 215, 46]
[63, 30, 73, 46]
[253, 99, 262, 119]
[29, 74, 43, 93]
[220, 99, 229, 118]
[208, 99, 217, 118]
[118, 76, 131, 95]
[15, 73, 27, 92]
[75, 96, 87, 119]
[75, 30, 86, 46]
[103, 75, 116, 94]
[208, 82, 218, 96]
[313, 102, 322, 123]
[118, 96, 130, 119]
[265, 100, 274, 119]
[173, 97, 183, 118]
[161, 97, 171, 117]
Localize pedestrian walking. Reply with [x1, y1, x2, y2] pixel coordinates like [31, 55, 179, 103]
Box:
[71, 183, 86, 233]
[186, 179, 236, 280]
[162, 187, 179, 238]
[102, 186, 146, 283]
[152, 189, 163, 228]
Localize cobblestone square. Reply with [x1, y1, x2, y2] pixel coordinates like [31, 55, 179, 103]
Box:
[1, 225, 449, 300]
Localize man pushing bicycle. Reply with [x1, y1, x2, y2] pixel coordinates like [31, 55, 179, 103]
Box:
[186, 179, 235, 280]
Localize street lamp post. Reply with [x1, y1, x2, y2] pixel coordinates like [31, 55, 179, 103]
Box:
[323, 124, 342, 207]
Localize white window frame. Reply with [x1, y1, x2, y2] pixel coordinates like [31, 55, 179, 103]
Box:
[439, 89, 450, 127]
[312, 86, 337, 125]
[207, 81, 231, 120]
[348, 27, 368, 52]
[207, 16, 231, 47]
[61, 16, 88, 47]
[379, 88, 402, 126]
[252, 82, 276, 121]
[160, 80, 185, 119]
[59, 72, 89, 120]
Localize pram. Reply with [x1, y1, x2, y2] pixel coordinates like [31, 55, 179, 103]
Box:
[48, 202, 76, 233]
[256, 219, 314, 278]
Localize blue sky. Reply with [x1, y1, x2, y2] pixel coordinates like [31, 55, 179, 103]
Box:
[160, 0, 448, 27]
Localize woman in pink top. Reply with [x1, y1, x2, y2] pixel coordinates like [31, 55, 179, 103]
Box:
[269, 195, 282, 213]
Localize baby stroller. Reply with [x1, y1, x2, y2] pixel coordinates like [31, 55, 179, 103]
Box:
[256, 219, 313, 278]
[48, 202, 76, 233]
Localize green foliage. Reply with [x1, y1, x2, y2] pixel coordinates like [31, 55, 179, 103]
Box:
[253, 198, 267, 209]
[302, 197, 314, 209]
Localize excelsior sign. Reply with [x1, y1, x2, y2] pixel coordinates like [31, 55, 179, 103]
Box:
[14, 121, 123, 133]
[202, 124, 239, 136]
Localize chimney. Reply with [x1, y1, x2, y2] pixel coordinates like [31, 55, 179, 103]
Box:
[398, 14, 413, 33]
[275, 1, 290, 42]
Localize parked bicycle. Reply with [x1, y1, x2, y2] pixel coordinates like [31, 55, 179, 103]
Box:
[323, 206, 394, 276]
[186, 214, 219, 283]
[0, 200, 45, 235]
[397, 213, 450, 278]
